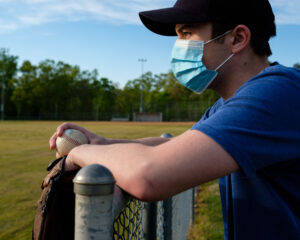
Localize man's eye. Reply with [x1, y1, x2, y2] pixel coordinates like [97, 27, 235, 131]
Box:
[182, 32, 191, 37]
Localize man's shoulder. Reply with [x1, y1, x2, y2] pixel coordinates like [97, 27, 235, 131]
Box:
[250, 63, 300, 85]
[263, 62, 300, 78]
[234, 63, 300, 99]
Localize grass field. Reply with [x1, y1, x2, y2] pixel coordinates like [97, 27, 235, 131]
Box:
[189, 181, 224, 240]
[0, 121, 223, 240]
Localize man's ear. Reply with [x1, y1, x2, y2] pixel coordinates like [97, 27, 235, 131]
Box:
[230, 25, 251, 54]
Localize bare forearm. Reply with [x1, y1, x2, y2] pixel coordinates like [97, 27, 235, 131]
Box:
[68, 143, 155, 199]
[106, 137, 169, 146]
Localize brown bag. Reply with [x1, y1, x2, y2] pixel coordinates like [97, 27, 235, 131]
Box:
[32, 156, 78, 240]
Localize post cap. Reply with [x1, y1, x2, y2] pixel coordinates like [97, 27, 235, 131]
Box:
[160, 133, 173, 138]
[73, 164, 115, 195]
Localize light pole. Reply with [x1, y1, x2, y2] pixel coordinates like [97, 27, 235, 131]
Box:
[138, 58, 147, 113]
[1, 79, 5, 121]
[0, 49, 6, 121]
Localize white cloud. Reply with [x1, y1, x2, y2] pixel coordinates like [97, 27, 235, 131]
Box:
[269, 0, 300, 24]
[0, 21, 18, 32]
[0, 0, 298, 33]
[0, 0, 173, 33]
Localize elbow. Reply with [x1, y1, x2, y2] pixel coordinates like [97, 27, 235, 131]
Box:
[127, 160, 158, 202]
[135, 180, 157, 202]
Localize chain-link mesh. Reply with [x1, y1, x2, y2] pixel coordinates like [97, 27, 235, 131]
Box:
[113, 199, 145, 240]
[156, 201, 164, 240]
[112, 191, 194, 240]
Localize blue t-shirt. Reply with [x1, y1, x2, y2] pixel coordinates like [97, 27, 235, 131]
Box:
[191, 63, 300, 240]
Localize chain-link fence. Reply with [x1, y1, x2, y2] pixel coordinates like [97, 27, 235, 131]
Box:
[109, 190, 195, 240]
[113, 199, 144, 240]
[73, 134, 197, 240]
[74, 170, 196, 240]
[4, 99, 215, 121]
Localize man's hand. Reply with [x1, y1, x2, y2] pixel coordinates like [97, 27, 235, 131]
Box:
[49, 122, 107, 153]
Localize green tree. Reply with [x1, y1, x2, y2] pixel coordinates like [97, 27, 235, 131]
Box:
[93, 77, 117, 120]
[11, 60, 39, 118]
[8, 49, 220, 121]
[12, 58, 118, 120]
[0, 49, 18, 119]
[294, 63, 300, 69]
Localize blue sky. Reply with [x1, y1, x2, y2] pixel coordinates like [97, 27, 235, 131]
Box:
[0, 0, 299, 88]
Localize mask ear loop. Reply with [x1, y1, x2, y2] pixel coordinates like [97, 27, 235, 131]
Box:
[215, 54, 234, 71]
[205, 30, 233, 45]
[204, 29, 234, 71]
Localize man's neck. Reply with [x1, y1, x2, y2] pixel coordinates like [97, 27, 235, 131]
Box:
[212, 55, 270, 100]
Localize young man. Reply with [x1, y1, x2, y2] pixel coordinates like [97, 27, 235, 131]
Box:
[49, 0, 300, 239]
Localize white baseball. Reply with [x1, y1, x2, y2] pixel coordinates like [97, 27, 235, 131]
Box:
[56, 129, 88, 156]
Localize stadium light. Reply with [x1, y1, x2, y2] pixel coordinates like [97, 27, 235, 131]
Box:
[1, 79, 5, 121]
[138, 58, 147, 113]
[0, 49, 7, 121]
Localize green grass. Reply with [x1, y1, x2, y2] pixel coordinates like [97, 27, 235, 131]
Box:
[189, 182, 224, 240]
[0, 121, 223, 240]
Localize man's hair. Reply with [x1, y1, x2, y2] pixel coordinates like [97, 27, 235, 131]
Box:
[212, 22, 274, 57]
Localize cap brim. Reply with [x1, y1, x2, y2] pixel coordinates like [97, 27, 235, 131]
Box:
[139, 7, 203, 36]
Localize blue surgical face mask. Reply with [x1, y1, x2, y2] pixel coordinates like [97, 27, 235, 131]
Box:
[171, 30, 234, 94]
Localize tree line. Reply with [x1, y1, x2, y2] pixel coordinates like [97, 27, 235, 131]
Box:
[1, 49, 299, 121]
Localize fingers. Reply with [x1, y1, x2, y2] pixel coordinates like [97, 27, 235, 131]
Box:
[57, 123, 89, 139]
[56, 122, 74, 137]
[49, 132, 58, 150]
[56, 152, 62, 159]
[49, 122, 77, 150]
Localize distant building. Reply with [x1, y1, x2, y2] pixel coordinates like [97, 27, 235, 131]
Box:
[133, 112, 163, 122]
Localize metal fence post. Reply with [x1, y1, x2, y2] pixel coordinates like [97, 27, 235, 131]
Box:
[142, 202, 157, 240]
[163, 198, 173, 240]
[73, 164, 115, 240]
[192, 187, 197, 224]
[160, 132, 173, 240]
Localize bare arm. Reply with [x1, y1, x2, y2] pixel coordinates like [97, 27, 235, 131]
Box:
[49, 122, 169, 150]
[106, 137, 170, 146]
[66, 129, 239, 201]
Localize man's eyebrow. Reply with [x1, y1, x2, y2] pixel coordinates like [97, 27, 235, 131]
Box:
[176, 24, 195, 33]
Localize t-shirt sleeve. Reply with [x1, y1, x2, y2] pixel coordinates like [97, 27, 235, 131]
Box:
[191, 73, 300, 176]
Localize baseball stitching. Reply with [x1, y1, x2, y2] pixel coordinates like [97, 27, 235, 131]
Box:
[63, 135, 83, 146]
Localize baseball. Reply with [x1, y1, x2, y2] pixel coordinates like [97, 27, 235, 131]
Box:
[56, 129, 88, 156]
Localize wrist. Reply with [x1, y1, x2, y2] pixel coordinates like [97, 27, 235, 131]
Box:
[89, 134, 109, 145]
[65, 148, 80, 171]
[104, 138, 114, 144]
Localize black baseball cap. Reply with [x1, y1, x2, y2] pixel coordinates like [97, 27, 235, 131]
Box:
[139, 0, 276, 40]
